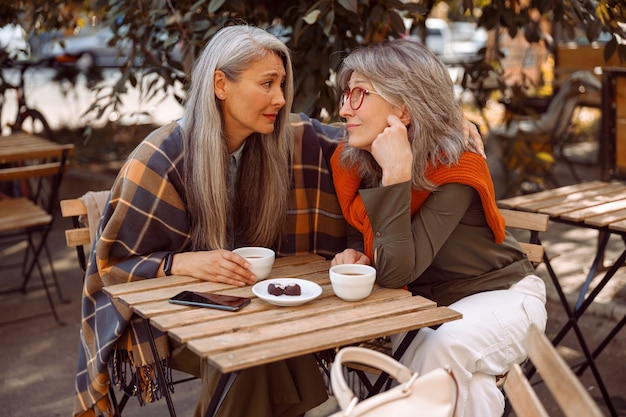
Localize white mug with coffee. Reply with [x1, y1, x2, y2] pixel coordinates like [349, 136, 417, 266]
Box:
[329, 264, 376, 301]
[233, 247, 275, 281]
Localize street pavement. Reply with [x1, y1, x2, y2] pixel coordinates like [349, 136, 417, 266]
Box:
[1, 85, 625, 415]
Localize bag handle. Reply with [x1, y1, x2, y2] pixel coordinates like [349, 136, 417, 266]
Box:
[331, 346, 415, 410]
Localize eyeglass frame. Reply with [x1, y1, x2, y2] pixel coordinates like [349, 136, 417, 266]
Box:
[340, 86, 381, 110]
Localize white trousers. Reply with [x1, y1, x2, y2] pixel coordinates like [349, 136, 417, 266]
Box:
[391, 274, 547, 417]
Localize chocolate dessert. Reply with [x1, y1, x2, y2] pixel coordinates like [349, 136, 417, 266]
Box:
[284, 283, 301, 296]
[268, 283, 285, 296]
[267, 282, 302, 296]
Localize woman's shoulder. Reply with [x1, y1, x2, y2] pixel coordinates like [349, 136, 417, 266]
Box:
[131, 122, 183, 157]
[120, 121, 184, 177]
[143, 121, 183, 146]
[292, 113, 343, 141]
[290, 113, 343, 159]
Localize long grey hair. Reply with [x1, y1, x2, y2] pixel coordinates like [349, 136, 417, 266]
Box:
[182, 25, 293, 250]
[337, 38, 465, 191]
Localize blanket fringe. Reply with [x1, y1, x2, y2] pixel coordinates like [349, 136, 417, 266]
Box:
[109, 348, 173, 406]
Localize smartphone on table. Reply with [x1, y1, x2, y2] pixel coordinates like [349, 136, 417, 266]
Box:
[169, 291, 251, 311]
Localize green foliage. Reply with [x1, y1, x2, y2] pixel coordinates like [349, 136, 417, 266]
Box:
[76, 0, 432, 121]
[458, 0, 626, 110]
[4, 0, 104, 33]
[3, 0, 626, 124]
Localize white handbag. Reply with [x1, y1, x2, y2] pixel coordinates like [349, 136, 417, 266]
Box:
[330, 346, 457, 417]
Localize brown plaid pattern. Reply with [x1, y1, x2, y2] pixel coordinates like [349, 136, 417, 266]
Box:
[278, 113, 348, 259]
[74, 122, 189, 416]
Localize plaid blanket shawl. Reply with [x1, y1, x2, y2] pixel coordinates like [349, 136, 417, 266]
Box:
[74, 122, 188, 417]
[74, 114, 348, 416]
[278, 113, 347, 258]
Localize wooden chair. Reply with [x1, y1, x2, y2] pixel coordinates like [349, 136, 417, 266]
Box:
[0, 143, 73, 325]
[61, 193, 139, 416]
[499, 208, 548, 265]
[59, 193, 108, 272]
[504, 324, 604, 417]
[60, 191, 194, 417]
[500, 208, 607, 417]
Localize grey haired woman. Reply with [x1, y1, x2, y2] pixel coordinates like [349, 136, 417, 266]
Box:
[73, 25, 327, 417]
[331, 38, 547, 417]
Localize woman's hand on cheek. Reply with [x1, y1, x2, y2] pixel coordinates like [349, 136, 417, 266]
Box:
[372, 114, 413, 186]
[174, 250, 257, 286]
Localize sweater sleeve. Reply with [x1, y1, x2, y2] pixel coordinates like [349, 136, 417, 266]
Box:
[360, 182, 474, 288]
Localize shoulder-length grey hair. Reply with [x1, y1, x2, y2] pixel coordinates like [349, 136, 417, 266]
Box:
[182, 25, 293, 250]
[337, 38, 465, 191]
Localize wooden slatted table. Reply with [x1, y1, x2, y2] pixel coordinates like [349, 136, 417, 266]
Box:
[498, 180, 626, 417]
[0, 133, 74, 238]
[0, 133, 74, 164]
[104, 253, 462, 417]
[0, 133, 74, 325]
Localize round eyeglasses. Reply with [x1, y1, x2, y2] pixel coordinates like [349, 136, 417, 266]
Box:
[340, 87, 380, 110]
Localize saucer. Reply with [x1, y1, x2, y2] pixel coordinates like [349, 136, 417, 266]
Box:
[252, 278, 322, 307]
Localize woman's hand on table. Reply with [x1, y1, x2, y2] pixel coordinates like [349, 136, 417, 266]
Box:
[331, 248, 371, 266]
[170, 250, 257, 286]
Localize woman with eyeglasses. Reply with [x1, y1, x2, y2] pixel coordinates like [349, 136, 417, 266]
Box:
[330, 39, 547, 417]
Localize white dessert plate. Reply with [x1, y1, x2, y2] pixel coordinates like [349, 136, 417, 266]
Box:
[252, 278, 322, 307]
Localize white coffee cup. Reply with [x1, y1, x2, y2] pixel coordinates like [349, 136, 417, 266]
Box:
[329, 264, 376, 301]
[233, 247, 275, 281]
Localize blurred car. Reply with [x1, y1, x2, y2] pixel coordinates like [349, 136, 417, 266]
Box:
[36, 25, 184, 69]
[0, 24, 30, 61]
[37, 26, 134, 69]
[449, 21, 488, 58]
[409, 18, 487, 64]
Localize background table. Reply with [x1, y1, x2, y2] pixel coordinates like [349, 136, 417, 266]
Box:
[0, 133, 74, 164]
[498, 180, 626, 416]
[104, 253, 462, 417]
[0, 133, 73, 325]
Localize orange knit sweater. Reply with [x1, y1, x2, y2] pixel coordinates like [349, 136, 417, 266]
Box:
[330, 144, 506, 259]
